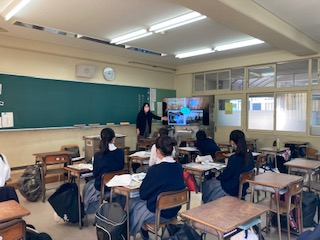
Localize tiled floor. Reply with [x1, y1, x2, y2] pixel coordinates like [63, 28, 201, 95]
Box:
[17, 180, 306, 240]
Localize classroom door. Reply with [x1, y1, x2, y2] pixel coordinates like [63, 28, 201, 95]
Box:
[214, 94, 245, 142]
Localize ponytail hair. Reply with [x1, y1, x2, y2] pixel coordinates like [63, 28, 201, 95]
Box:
[99, 128, 115, 155]
[229, 130, 249, 165]
[156, 135, 176, 157]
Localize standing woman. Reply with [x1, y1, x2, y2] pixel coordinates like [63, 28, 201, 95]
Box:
[83, 128, 124, 214]
[202, 129, 254, 203]
[136, 102, 167, 140]
[129, 135, 185, 239]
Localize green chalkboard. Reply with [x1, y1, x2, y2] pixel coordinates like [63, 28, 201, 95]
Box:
[0, 74, 149, 129]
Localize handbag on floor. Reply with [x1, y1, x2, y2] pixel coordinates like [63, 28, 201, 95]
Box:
[162, 223, 203, 240]
[48, 182, 85, 224]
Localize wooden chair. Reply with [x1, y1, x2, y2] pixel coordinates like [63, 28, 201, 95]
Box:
[214, 150, 229, 163]
[145, 188, 190, 240]
[100, 169, 129, 204]
[238, 168, 255, 200]
[0, 218, 26, 240]
[305, 147, 318, 160]
[60, 144, 84, 163]
[40, 154, 71, 202]
[259, 178, 304, 240]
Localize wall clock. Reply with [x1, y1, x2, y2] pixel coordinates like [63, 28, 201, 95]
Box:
[103, 67, 116, 81]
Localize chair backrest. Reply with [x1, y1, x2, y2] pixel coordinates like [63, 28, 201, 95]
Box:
[60, 144, 81, 159]
[288, 178, 304, 197]
[255, 155, 267, 175]
[214, 150, 229, 163]
[238, 169, 255, 199]
[154, 188, 190, 236]
[0, 218, 26, 240]
[306, 147, 318, 160]
[100, 169, 129, 203]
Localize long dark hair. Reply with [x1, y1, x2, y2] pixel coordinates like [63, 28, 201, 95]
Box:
[139, 102, 150, 114]
[156, 135, 176, 157]
[229, 130, 249, 165]
[99, 128, 115, 155]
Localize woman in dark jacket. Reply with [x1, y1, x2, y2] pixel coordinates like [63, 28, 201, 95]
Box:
[202, 130, 254, 203]
[136, 102, 167, 139]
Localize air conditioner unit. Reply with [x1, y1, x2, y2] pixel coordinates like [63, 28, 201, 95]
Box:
[75, 64, 96, 79]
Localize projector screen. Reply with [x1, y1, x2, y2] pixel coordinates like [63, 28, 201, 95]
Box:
[162, 97, 209, 126]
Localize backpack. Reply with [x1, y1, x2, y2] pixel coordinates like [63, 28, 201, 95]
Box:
[95, 202, 127, 240]
[302, 191, 319, 228]
[48, 182, 85, 224]
[17, 165, 42, 202]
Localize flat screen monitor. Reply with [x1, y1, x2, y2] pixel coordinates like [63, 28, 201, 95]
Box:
[163, 97, 209, 126]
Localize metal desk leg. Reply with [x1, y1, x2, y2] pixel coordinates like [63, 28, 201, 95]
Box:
[126, 194, 130, 240]
[275, 189, 281, 240]
[77, 174, 82, 229]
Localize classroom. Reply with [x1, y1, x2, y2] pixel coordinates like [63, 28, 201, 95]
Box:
[1, 0, 320, 239]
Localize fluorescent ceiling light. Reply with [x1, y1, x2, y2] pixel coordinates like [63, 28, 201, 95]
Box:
[214, 38, 264, 52]
[149, 11, 206, 33]
[2, 0, 31, 21]
[114, 32, 153, 45]
[110, 29, 149, 44]
[176, 48, 213, 59]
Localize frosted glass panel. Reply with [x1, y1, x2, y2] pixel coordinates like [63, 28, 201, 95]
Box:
[311, 90, 320, 135]
[248, 95, 274, 130]
[217, 99, 241, 126]
[276, 92, 307, 132]
[194, 74, 204, 91]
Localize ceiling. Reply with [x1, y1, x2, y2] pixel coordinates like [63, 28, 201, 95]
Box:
[0, 0, 319, 69]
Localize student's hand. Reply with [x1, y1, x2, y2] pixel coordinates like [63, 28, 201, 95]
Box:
[136, 129, 140, 136]
[161, 116, 168, 121]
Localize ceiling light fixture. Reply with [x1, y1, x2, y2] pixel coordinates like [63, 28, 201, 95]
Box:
[214, 38, 264, 52]
[149, 11, 206, 33]
[175, 48, 214, 59]
[2, 0, 31, 21]
[110, 29, 152, 45]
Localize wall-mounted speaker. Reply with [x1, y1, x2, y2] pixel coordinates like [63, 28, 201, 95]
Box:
[75, 64, 96, 79]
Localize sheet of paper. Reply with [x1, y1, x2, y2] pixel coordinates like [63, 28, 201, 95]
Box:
[150, 88, 156, 102]
[130, 151, 151, 157]
[1, 112, 14, 128]
[157, 102, 162, 116]
[106, 174, 132, 187]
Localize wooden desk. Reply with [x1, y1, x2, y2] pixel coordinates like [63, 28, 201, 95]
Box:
[33, 150, 74, 164]
[178, 147, 199, 162]
[0, 200, 30, 222]
[182, 162, 226, 192]
[284, 158, 320, 190]
[111, 185, 140, 240]
[128, 151, 150, 174]
[260, 147, 289, 171]
[64, 165, 93, 229]
[180, 196, 268, 240]
[136, 138, 155, 151]
[180, 137, 196, 147]
[247, 172, 302, 240]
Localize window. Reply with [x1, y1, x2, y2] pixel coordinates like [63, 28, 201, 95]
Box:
[276, 92, 307, 132]
[248, 65, 275, 88]
[312, 59, 318, 85]
[217, 99, 241, 126]
[248, 94, 274, 130]
[277, 60, 309, 88]
[311, 90, 320, 135]
[194, 74, 204, 91]
[231, 68, 244, 91]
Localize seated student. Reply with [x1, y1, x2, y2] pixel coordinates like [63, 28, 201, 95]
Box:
[149, 127, 175, 167]
[194, 130, 221, 158]
[0, 153, 11, 187]
[202, 130, 254, 203]
[83, 128, 124, 214]
[129, 135, 185, 239]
